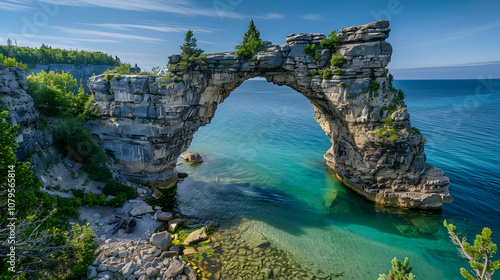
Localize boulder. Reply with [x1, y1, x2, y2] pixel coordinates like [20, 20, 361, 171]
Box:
[86, 265, 98, 278]
[128, 199, 154, 216]
[150, 231, 172, 251]
[184, 266, 197, 280]
[157, 211, 173, 221]
[181, 152, 203, 164]
[121, 261, 137, 279]
[164, 259, 185, 278]
[160, 251, 179, 258]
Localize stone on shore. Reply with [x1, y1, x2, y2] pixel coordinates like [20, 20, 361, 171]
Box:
[150, 231, 172, 251]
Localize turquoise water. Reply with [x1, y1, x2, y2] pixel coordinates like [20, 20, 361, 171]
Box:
[176, 78, 500, 279]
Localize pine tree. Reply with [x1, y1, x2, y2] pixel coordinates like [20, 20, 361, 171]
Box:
[235, 20, 263, 58]
[378, 257, 416, 280]
[180, 30, 203, 58]
[444, 220, 500, 280]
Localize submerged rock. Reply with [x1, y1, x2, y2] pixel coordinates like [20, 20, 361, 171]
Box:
[181, 152, 203, 164]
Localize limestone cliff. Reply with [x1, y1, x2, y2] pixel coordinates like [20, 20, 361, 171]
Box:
[87, 20, 452, 208]
[0, 64, 59, 172]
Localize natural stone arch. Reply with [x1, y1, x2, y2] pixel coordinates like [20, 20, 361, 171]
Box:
[88, 20, 452, 208]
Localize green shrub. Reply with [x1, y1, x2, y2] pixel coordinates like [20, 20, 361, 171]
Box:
[108, 193, 128, 207]
[113, 74, 121, 81]
[331, 55, 345, 67]
[71, 188, 85, 199]
[320, 31, 340, 52]
[364, 80, 380, 93]
[27, 70, 78, 117]
[340, 82, 347, 87]
[102, 181, 138, 200]
[54, 185, 61, 191]
[104, 64, 131, 74]
[104, 75, 112, 82]
[384, 116, 393, 126]
[235, 20, 263, 58]
[323, 68, 332, 79]
[158, 83, 165, 89]
[53, 119, 111, 182]
[416, 151, 423, 156]
[393, 89, 406, 103]
[174, 76, 183, 83]
[411, 127, 421, 135]
[0, 53, 29, 72]
[333, 68, 343, 75]
[83, 192, 107, 207]
[304, 44, 320, 59]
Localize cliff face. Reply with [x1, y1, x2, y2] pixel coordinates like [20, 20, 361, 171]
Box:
[88, 20, 452, 208]
[0, 64, 59, 171]
[29, 64, 112, 92]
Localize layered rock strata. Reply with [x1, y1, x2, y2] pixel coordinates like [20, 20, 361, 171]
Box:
[0, 64, 59, 171]
[87, 20, 452, 208]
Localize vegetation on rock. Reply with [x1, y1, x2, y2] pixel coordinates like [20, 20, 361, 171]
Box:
[235, 20, 263, 58]
[103, 64, 131, 74]
[0, 54, 28, 72]
[53, 119, 111, 181]
[320, 31, 340, 52]
[27, 71, 99, 120]
[0, 111, 98, 279]
[331, 55, 345, 68]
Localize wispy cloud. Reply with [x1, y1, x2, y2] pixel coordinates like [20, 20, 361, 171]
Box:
[256, 13, 284, 20]
[300, 14, 323, 21]
[35, 0, 243, 19]
[53, 26, 164, 43]
[5, 33, 120, 43]
[81, 23, 215, 34]
[0, 0, 34, 12]
[6, 0, 284, 21]
[398, 21, 500, 50]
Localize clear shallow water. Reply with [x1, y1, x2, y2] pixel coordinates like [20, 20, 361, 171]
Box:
[176, 78, 500, 279]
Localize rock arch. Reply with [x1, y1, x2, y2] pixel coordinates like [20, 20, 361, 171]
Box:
[87, 20, 452, 208]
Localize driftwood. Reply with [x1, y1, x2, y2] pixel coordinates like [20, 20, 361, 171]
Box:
[110, 213, 136, 235]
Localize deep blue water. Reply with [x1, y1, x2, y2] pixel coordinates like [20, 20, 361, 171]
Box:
[176, 78, 500, 279]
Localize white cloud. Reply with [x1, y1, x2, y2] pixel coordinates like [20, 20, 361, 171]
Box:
[6, 0, 284, 21]
[53, 27, 164, 43]
[81, 23, 215, 34]
[5, 33, 120, 43]
[0, 0, 34, 11]
[256, 13, 284, 20]
[300, 14, 323, 21]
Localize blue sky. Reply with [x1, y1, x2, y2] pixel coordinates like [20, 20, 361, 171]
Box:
[1, 0, 499, 78]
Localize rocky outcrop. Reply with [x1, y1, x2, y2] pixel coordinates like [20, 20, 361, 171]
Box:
[0, 63, 59, 171]
[87, 20, 452, 208]
[29, 64, 112, 92]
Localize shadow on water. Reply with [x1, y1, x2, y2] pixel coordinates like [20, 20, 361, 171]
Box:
[177, 166, 448, 242]
[323, 168, 447, 240]
[177, 176, 330, 236]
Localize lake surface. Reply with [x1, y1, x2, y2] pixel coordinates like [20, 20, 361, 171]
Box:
[176, 78, 500, 279]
